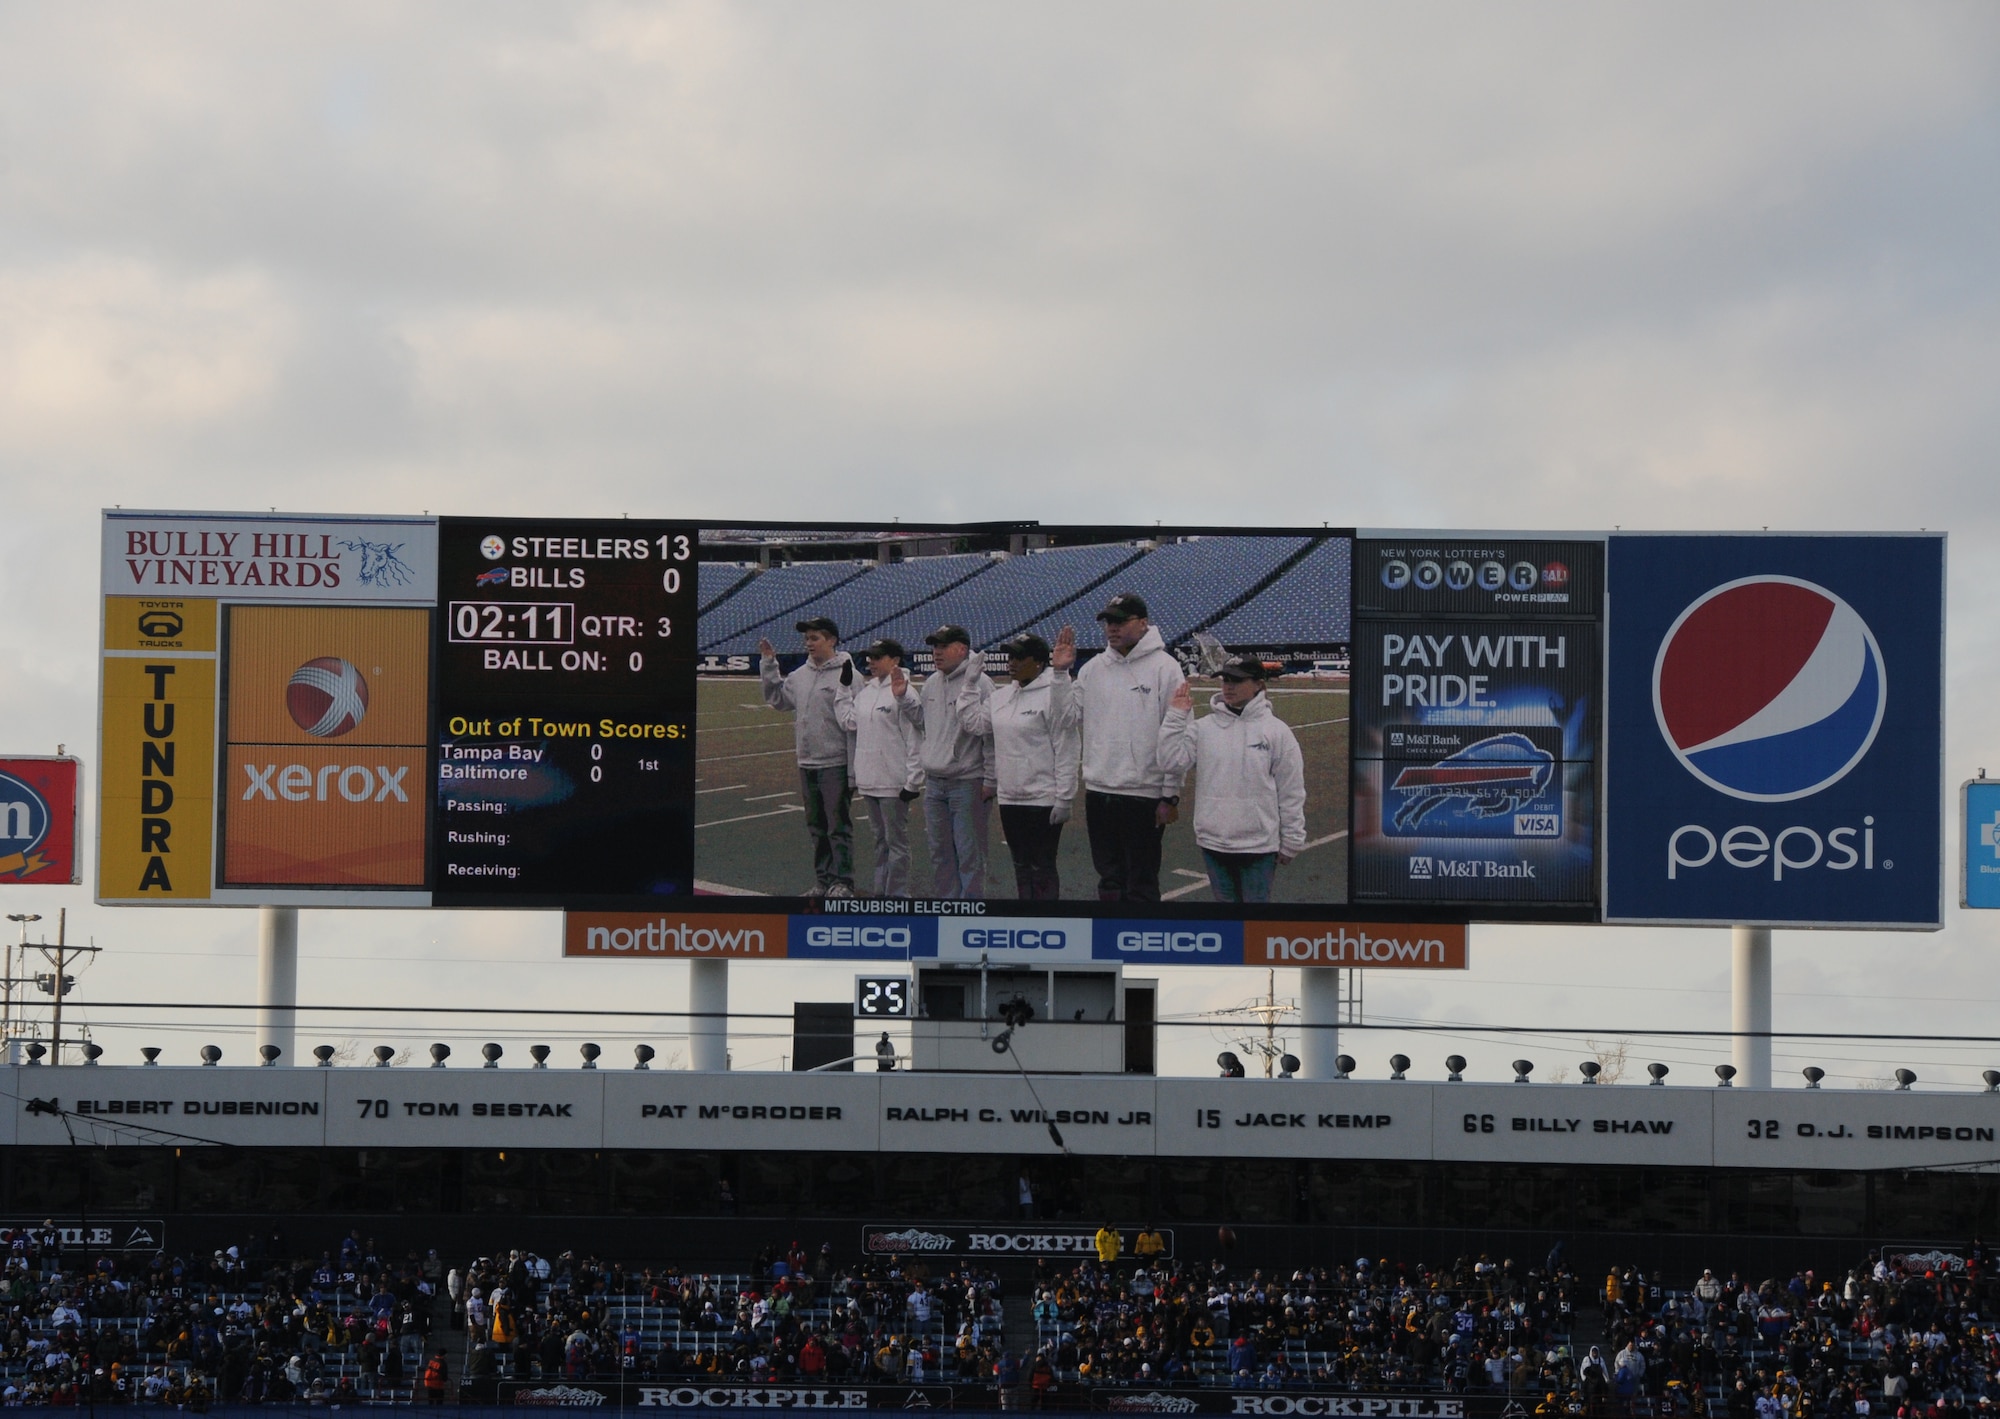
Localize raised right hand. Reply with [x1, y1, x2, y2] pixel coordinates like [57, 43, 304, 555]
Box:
[1169, 681, 1193, 712]
[1051, 625, 1076, 671]
[757, 639, 776, 659]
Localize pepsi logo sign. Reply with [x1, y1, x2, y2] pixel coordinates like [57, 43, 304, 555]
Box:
[286, 657, 370, 738]
[1652, 576, 1885, 803]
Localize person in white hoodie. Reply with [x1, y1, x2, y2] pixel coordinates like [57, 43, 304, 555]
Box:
[837, 638, 925, 897]
[1051, 593, 1187, 901]
[758, 616, 857, 899]
[956, 633, 1079, 899]
[912, 624, 996, 898]
[1157, 655, 1306, 903]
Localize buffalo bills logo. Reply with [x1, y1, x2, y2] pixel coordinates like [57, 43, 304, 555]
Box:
[1389, 733, 1555, 830]
[1652, 576, 1885, 802]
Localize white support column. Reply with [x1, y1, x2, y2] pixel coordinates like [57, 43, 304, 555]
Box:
[1299, 967, 1341, 1079]
[257, 907, 298, 1066]
[689, 957, 729, 1072]
[1732, 926, 1772, 1089]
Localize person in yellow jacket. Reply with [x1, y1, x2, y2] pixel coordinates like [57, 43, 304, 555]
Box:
[1094, 1225, 1122, 1265]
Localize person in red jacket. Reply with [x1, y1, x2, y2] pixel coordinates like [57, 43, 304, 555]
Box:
[798, 1335, 828, 1380]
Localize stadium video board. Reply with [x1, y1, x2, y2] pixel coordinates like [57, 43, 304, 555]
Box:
[95, 512, 1942, 932]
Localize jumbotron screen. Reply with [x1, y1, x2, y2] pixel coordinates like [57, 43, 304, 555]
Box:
[94, 512, 1602, 921]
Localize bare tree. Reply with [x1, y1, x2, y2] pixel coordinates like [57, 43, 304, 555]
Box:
[1588, 1038, 1631, 1085]
[1542, 1062, 1571, 1084]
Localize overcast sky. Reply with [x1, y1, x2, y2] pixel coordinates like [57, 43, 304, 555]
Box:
[2, 3, 1997, 1086]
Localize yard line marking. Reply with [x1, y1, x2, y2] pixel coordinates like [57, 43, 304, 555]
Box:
[694, 784, 749, 795]
[1171, 869, 1206, 879]
[694, 879, 771, 897]
[742, 791, 794, 801]
[1289, 716, 1349, 730]
[696, 805, 807, 829]
[693, 720, 795, 735]
[697, 748, 799, 764]
[1161, 829, 1347, 898]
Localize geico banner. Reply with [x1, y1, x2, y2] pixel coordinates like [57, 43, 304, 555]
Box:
[16, 1067, 327, 1148]
[861, 1224, 1173, 1258]
[938, 917, 1093, 963]
[565, 912, 790, 959]
[604, 1072, 880, 1151]
[321, 1068, 604, 1149]
[878, 1073, 1160, 1156]
[1712, 1089, 2000, 1170]
[1153, 1080, 1430, 1160]
[1430, 1083, 1712, 1166]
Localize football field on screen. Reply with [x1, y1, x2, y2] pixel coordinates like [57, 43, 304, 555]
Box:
[693, 676, 1350, 903]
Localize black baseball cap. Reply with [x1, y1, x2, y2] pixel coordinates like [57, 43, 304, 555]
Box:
[795, 616, 839, 637]
[863, 638, 906, 661]
[924, 624, 971, 647]
[1002, 633, 1051, 663]
[1216, 654, 1269, 682]
[1096, 593, 1149, 623]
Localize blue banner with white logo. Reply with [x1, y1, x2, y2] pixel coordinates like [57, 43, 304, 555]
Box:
[1965, 781, 2000, 910]
[1092, 919, 1244, 963]
[787, 916, 938, 960]
[1604, 534, 1943, 928]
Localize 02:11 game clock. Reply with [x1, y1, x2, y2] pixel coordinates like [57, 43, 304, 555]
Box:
[431, 517, 699, 907]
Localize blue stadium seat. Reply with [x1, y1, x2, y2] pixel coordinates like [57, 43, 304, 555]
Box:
[696, 561, 871, 650]
[869, 542, 1146, 651]
[1207, 536, 1351, 647]
[698, 562, 756, 612]
[703, 555, 995, 655]
[1017, 536, 1310, 650]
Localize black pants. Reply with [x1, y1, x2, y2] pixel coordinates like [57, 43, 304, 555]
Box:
[999, 804, 1065, 900]
[1085, 791, 1165, 901]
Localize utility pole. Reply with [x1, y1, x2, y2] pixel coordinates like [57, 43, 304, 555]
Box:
[50, 909, 65, 1064]
[29, 911, 98, 1065]
[3, 912, 40, 1045]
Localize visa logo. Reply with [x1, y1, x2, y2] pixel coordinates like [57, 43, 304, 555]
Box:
[1514, 813, 1560, 837]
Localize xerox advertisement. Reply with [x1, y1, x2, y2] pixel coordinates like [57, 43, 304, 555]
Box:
[1603, 534, 1944, 929]
[1350, 620, 1598, 905]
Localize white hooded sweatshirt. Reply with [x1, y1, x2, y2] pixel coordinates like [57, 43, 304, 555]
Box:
[1074, 625, 1186, 797]
[837, 672, 925, 798]
[759, 651, 857, 770]
[1156, 690, 1306, 856]
[957, 668, 1079, 807]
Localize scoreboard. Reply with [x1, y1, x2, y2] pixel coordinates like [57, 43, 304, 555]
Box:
[96, 510, 703, 910]
[96, 510, 1943, 932]
[433, 518, 698, 907]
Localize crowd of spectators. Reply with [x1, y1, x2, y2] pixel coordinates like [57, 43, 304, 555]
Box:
[0, 1220, 1994, 1412]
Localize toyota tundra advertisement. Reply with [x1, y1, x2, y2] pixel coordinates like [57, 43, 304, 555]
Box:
[1602, 533, 1944, 929]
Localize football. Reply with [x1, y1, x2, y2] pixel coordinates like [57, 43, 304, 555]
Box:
[1217, 1226, 1238, 1251]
